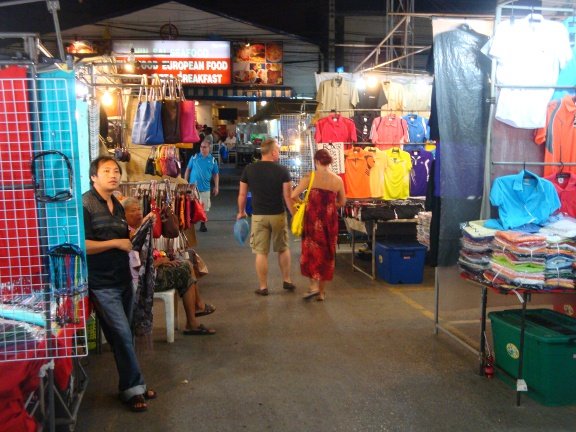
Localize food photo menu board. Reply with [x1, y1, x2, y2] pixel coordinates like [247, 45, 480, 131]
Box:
[232, 42, 283, 85]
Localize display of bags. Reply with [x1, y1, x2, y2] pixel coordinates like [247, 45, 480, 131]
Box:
[131, 75, 164, 145]
[291, 171, 315, 237]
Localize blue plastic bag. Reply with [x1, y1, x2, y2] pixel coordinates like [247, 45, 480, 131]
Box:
[234, 218, 250, 246]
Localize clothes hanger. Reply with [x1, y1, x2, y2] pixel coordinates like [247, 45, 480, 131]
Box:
[334, 72, 342, 85]
[557, 162, 570, 180]
[529, 7, 541, 23]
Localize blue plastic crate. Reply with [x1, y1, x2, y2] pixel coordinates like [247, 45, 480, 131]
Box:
[375, 241, 427, 284]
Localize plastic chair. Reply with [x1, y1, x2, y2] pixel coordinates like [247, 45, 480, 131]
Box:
[227, 147, 237, 164]
[153, 289, 179, 343]
[211, 143, 221, 165]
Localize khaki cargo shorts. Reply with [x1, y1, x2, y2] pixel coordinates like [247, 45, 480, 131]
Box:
[250, 214, 289, 255]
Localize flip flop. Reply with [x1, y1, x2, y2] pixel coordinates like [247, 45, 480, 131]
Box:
[195, 303, 216, 317]
[317, 294, 326, 301]
[302, 290, 320, 300]
[183, 324, 216, 336]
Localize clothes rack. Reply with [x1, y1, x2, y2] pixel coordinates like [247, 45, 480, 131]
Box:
[435, 0, 576, 408]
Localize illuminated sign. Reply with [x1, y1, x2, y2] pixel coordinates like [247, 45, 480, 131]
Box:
[113, 40, 231, 85]
[231, 42, 283, 86]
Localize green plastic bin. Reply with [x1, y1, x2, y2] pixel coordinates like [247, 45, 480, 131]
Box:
[488, 308, 576, 406]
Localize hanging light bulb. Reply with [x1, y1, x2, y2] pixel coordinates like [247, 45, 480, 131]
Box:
[101, 89, 113, 107]
[260, 100, 267, 106]
[366, 75, 378, 88]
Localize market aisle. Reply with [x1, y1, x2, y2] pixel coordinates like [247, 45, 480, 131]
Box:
[76, 189, 576, 432]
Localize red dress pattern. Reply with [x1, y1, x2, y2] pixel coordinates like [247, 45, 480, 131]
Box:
[301, 188, 339, 280]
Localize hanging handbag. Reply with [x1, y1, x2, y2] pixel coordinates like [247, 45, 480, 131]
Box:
[145, 146, 157, 176]
[190, 198, 208, 223]
[131, 75, 164, 145]
[150, 196, 162, 239]
[291, 171, 315, 237]
[179, 78, 200, 143]
[163, 145, 181, 178]
[154, 145, 164, 176]
[161, 78, 182, 143]
[184, 194, 191, 230]
[161, 203, 180, 238]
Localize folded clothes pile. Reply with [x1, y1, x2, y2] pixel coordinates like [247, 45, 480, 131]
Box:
[485, 231, 548, 290]
[538, 232, 576, 289]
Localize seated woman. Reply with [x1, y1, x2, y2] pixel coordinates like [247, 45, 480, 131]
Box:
[121, 197, 216, 335]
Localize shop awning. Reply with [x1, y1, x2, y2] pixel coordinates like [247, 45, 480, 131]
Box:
[183, 86, 294, 101]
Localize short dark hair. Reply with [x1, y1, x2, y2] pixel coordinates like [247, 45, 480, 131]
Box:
[314, 149, 333, 166]
[260, 138, 278, 156]
[89, 156, 122, 184]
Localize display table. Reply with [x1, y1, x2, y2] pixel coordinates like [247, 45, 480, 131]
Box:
[346, 217, 419, 280]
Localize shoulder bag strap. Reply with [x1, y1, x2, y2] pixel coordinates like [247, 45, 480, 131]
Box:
[303, 171, 315, 203]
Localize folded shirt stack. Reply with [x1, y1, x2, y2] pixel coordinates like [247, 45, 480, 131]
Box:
[485, 231, 548, 290]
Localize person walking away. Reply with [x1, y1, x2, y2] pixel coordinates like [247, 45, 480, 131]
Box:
[237, 138, 296, 295]
[82, 156, 156, 412]
[185, 139, 219, 232]
[291, 149, 346, 301]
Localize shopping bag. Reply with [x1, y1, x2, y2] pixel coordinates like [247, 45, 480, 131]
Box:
[180, 100, 200, 143]
[190, 199, 208, 223]
[291, 203, 306, 237]
[161, 99, 181, 143]
[190, 250, 208, 278]
[145, 147, 157, 176]
[163, 145, 181, 178]
[161, 204, 180, 239]
[291, 171, 315, 237]
[234, 218, 250, 246]
[131, 100, 164, 145]
[131, 76, 164, 145]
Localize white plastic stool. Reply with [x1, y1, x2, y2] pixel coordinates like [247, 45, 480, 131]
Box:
[153, 289, 179, 343]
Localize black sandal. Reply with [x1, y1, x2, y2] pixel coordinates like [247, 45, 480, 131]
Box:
[144, 389, 157, 400]
[195, 304, 216, 317]
[124, 394, 147, 412]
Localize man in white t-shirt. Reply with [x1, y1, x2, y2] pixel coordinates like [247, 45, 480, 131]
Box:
[224, 131, 237, 150]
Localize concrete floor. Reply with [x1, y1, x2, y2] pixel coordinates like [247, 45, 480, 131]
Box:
[75, 177, 576, 432]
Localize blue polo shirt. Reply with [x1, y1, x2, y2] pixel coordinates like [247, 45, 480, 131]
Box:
[486, 170, 560, 230]
[402, 114, 430, 144]
[187, 153, 219, 192]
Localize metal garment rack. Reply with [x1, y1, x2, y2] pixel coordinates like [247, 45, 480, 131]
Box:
[435, 0, 576, 407]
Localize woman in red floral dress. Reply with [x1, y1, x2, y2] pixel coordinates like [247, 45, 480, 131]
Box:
[291, 149, 346, 300]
